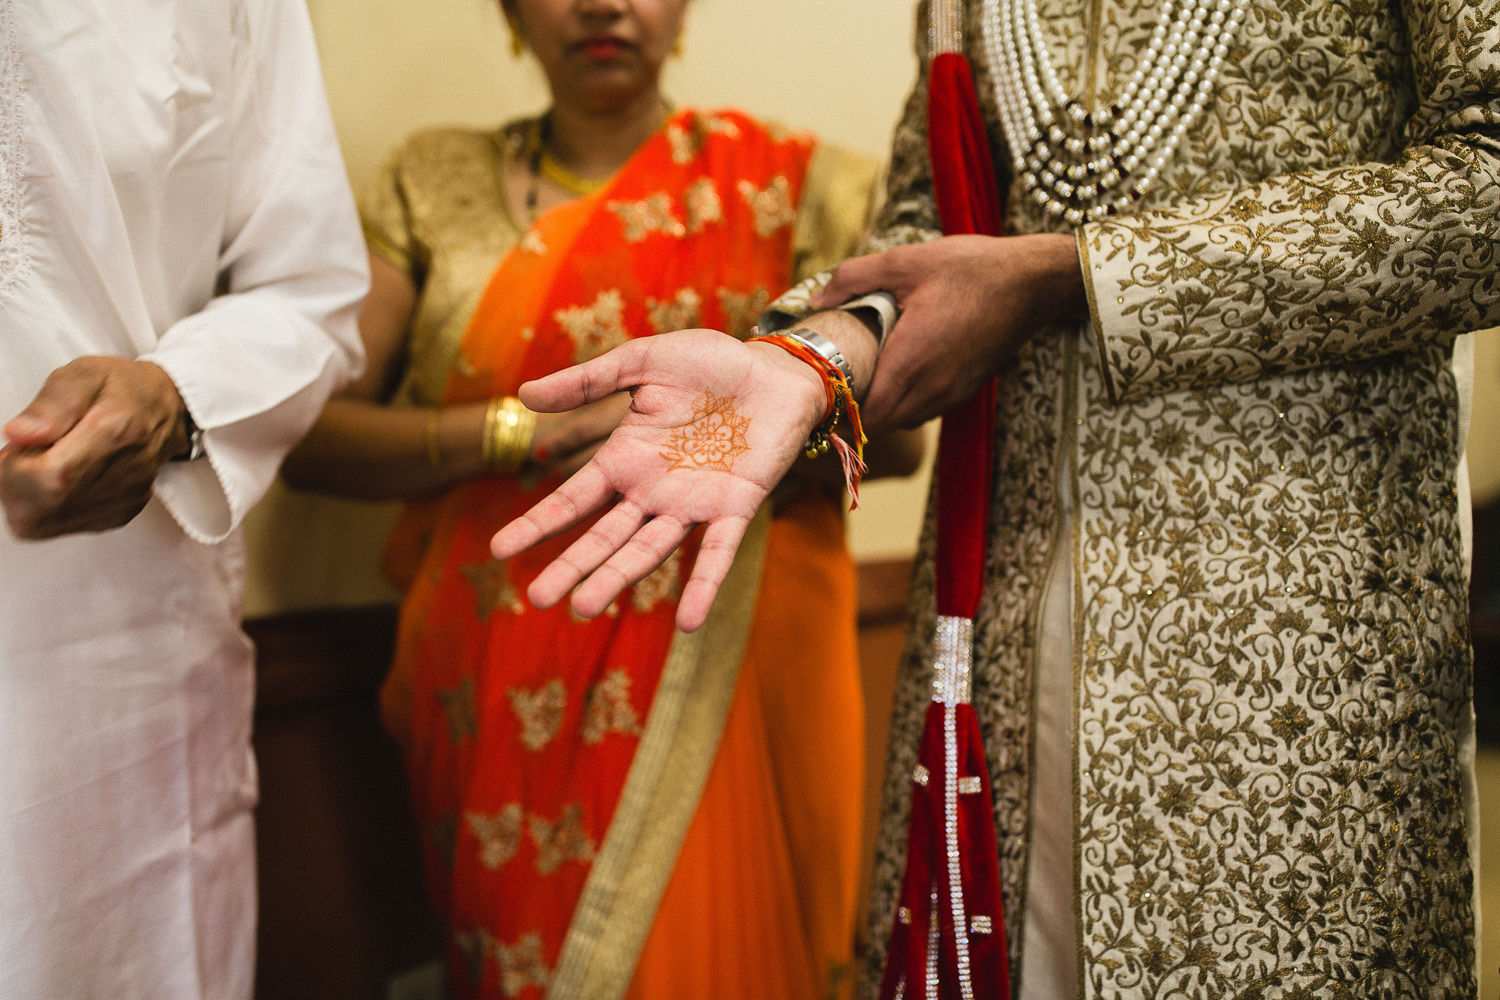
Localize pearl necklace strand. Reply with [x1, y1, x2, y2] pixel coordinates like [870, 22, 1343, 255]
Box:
[979, 0, 1247, 223]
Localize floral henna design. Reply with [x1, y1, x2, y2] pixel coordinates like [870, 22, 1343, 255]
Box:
[659, 390, 752, 473]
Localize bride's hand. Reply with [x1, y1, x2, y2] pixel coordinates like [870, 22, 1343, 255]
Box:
[490, 328, 827, 632]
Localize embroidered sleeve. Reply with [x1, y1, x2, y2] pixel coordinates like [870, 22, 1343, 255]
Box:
[1080, 0, 1500, 404]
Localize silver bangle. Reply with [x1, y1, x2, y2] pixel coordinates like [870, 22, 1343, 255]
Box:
[783, 326, 854, 385]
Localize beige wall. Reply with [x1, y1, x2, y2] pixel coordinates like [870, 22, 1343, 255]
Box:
[1469, 329, 1500, 505]
[243, 0, 1500, 615]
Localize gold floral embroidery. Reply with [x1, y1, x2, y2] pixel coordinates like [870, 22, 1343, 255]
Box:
[737, 176, 796, 237]
[630, 551, 682, 613]
[454, 927, 494, 988]
[554, 289, 628, 363]
[465, 804, 524, 870]
[667, 120, 699, 164]
[840, 0, 1490, 993]
[705, 115, 741, 139]
[529, 803, 596, 874]
[608, 192, 685, 242]
[684, 177, 723, 234]
[659, 390, 752, 473]
[461, 558, 525, 620]
[495, 932, 551, 997]
[520, 230, 547, 255]
[717, 287, 770, 340]
[581, 668, 644, 744]
[508, 679, 566, 751]
[647, 287, 702, 334]
[437, 677, 478, 744]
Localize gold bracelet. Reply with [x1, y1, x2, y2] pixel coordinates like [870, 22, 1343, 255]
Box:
[486, 396, 537, 475]
[480, 398, 502, 471]
[424, 407, 447, 480]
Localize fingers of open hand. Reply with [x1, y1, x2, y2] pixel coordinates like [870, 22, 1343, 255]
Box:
[568, 511, 693, 619]
[490, 463, 615, 561]
[525, 500, 651, 611]
[674, 516, 751, 633]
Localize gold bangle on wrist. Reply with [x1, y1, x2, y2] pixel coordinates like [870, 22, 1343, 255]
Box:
[485, 396, 537, 475]
[424, 407, 448, 481]
[481, 398, 502, 471]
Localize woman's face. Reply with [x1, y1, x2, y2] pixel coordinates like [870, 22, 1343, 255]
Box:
[505, 0, 688, 114]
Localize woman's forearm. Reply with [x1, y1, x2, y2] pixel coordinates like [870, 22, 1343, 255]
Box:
[281, 396, 488, 500]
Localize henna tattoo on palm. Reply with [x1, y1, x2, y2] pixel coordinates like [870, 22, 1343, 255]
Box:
[659, 390, 752, 474]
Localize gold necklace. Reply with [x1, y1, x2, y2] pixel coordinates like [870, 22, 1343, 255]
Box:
[537, 147, 609, 196]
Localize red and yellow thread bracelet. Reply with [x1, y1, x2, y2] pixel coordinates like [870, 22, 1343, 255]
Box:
[747, 331, 869, 506]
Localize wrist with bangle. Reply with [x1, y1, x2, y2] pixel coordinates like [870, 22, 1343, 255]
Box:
[482, 396, 537, 476]
[746, 326, 868, 506]
[423, 397, 538, 482]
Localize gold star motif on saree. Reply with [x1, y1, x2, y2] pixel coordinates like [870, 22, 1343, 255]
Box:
[461, 558, 525, 621]
[667, 120, 701, 164]
[520, 229, 548, 255]
[508, 679, 566, 751]
[529, 803, 596, 875]
[647, 287, 702, 334]
[466, 804, 524, 870]
[607, 192, 685, 242]
[554, 288, 629, 363]
[630, 551, 682, 613]
[495, 932, 552, 997]
[581, 668, 644, 744]
[705, 115, 741, 139]
[684, 177, 723, 234]
[717, 286, 770, 341]
[737, 176, 796, 237]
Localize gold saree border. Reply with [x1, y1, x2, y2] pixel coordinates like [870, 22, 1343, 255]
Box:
[546, 505, 772, 1000]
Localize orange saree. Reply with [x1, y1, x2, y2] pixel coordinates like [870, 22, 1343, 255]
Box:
[378, 110, 864, 1000]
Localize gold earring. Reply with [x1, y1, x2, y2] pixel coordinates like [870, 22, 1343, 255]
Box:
[510, 31, 525, 57]
[670, 34, 684, 57]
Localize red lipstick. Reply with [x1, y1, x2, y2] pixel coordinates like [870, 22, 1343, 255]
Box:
[581, 37, 627, 60]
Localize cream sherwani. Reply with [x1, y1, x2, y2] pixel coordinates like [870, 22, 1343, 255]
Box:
[0, 1, 365, 997]
[774, 0, 1493, 996]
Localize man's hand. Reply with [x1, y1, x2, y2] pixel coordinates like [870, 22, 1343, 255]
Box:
[1, 357, 190, 539]
[813, 233, 1086, 430]
[490, 328, 827, 632]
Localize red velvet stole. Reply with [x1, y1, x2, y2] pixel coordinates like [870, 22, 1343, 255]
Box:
[878, 52, 1013, 1000]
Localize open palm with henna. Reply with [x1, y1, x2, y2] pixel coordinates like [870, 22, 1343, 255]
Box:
[490, 328, 826, 632]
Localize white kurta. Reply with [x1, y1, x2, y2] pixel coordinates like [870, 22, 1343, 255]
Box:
[0, 1, 366, 997]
